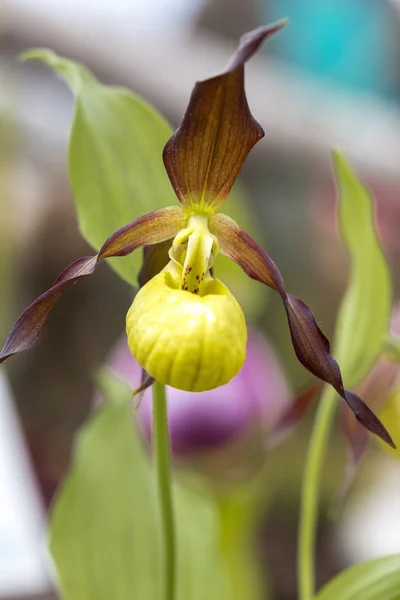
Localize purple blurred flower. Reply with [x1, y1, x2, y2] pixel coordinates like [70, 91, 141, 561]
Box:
[107, 330, 292, 480]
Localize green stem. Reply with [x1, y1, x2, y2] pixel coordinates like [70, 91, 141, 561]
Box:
[153, 381, 176, 600]
[297, 386, 337, 600]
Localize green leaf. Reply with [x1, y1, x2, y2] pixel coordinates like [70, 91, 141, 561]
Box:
[332, 150, 392, 387]
[21, 50, 176, 286]
[50, 371, 228, 600]
[216, 491, 267, 600]
[317, 554, 400, 600]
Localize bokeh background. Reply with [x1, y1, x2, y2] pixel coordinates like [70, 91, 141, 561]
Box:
[1, 1, 400, 599]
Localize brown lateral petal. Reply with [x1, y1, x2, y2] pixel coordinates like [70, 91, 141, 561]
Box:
[54, 255, 98, 284]
[0, 256, 97, 363]
[163, 20, 287, 212]
[98, 206, 185, 258]
[0, 207, 184, 364]
[138, 239, 172, 287]
[210, 212, 395, 448]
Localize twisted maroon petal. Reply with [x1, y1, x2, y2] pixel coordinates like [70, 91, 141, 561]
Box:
[210, 212, 395, 448]
[0, 207, 185, 364]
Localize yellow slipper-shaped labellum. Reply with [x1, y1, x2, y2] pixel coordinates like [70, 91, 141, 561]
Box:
[126, 270, 247, 392]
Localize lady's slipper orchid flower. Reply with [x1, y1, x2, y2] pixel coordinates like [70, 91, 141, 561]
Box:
[0, 22, 394, 448]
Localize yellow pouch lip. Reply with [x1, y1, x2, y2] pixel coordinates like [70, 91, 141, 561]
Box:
[126, 271, 247, 392]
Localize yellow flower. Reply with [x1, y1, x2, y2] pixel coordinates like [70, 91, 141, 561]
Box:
[126, 216, 247, 391]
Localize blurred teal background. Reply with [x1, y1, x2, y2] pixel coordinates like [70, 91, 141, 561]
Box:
[266, 0, 398, 98]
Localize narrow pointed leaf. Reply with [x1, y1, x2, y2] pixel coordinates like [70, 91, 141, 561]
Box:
[21, 50, 176, 286]
[50, 372, 229, 600]
[333, 150, 392, 386]
[0, 208, 183, 364]
[210, 212, 394, 447]
[316, 554, 400, 600]
[163, 21, 287, 212]
[328, 150, 394, 491]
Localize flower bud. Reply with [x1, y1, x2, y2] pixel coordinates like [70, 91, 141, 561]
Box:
[126, 269, 247, 392]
